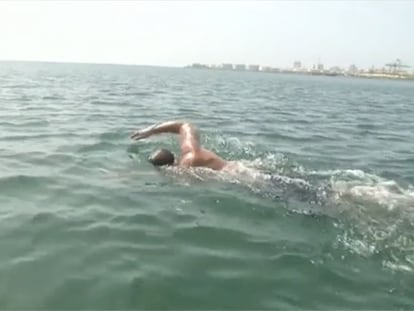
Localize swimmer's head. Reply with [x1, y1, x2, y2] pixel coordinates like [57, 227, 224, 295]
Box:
[148, 148, 175, 166]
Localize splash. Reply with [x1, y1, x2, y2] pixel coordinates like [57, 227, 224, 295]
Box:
[201, 134, 414, 272]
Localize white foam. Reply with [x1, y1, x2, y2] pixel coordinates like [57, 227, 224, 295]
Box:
[330, 176, 414, 211]
[383, 260, 413, 272]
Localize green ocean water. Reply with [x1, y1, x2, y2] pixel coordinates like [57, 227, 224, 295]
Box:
[1, 61, 414, 309]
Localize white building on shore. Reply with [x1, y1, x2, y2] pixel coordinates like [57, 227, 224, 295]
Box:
[234, 64, 246, 71]
[221, 63, 233, 70]
[248, 64, 260, 71]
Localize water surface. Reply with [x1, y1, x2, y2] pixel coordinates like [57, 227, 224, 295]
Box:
[1, 61, 414, 309]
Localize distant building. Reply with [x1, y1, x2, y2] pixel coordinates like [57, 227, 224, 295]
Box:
[234, 64, 246, 71]
[221, 63, 233, 70]
[191, 63, 209, 69]
[261, 66, 272, 72]
[261, 66, 280, 73]
[317, 63, 324, 71]
[248, 64, 260, 71]
[329, 66, 342, 73]
[348, 64, 358, 74]
[293, 61, 302, 69]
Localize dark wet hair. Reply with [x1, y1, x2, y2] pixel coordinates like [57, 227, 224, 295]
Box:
[148, 148, 175, 166]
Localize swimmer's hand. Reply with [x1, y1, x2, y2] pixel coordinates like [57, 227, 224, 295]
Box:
[130, 124, 156, 140]
[130, 129, 151, 140]
[130, 121, 185, 140]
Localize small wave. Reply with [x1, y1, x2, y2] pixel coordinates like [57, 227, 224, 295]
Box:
[42, 95, 63, 100]
[125, 91, 152, 97]
[77, 141, 120, 153]
[3, 83, 38, 89]
[89, 100, 117, 106]
[0, 120, 50, 129]
[99, 131, 126, 141]
[0, 174, 53, 188]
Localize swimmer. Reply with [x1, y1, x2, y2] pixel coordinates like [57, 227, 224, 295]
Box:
[131, 121, 231, 170]
[130, 120, 327, 205]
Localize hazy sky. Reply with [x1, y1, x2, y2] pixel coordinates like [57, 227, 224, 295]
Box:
[1, 1, 413, 69]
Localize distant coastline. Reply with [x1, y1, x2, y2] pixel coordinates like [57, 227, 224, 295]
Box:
[186, 62, 414, 81]
[1, 59, 412, 81]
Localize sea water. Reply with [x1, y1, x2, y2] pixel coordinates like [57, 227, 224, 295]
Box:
[1, 61, 413, 309]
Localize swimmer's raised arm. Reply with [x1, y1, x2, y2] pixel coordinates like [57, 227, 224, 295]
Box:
[130, 121, 185, 140]
[130, 120, 227, 170]
[131, 120, 201, 156]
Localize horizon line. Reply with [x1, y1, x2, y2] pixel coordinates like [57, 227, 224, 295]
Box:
[1, 59, 411, 71]
[0, 59, 182, 68]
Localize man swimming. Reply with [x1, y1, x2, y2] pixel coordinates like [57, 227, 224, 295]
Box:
[130, 121, 229, 170]
[130, 120, 327, 205]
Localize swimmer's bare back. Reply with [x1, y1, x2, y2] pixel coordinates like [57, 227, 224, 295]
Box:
[131, 121, 228, 170]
